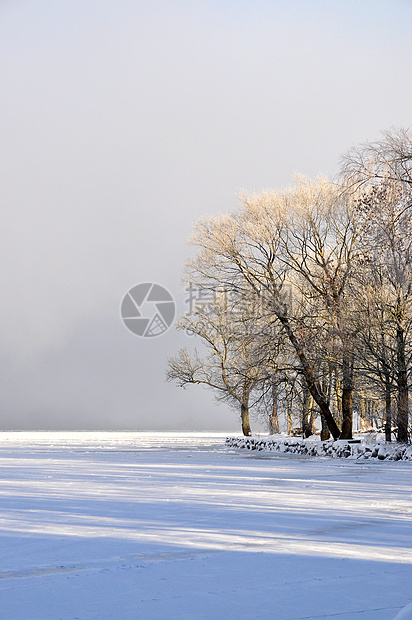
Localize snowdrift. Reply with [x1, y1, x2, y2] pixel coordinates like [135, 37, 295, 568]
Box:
[226, 435, 412, 461]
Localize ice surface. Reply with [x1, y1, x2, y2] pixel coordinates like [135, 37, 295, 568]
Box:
[0, 432, 411, 619]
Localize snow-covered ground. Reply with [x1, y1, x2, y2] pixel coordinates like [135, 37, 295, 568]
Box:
[0, 432, 411, 620]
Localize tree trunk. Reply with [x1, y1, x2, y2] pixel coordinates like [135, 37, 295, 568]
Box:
[384, 373, 392, 442]
[269, 382, 280, 434]
[359, 394, 373, 431]
[286, 396, 293, 435]
[320, 364, 331, 440]
[396, 327, 409, 443]
[302, 387, 314, 438]
[320, 414, 330, 440]
[333, 371, 342, 427]
[277, 315, 341, 439]
[380, 330, 392, 442]
[340, 352, 354, 439]
[240, 402, 252, 436]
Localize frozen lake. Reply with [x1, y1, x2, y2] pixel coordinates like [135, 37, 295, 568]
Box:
[0, 432, 411, 619]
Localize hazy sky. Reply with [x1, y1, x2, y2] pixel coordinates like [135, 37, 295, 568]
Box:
[1, 0, 411, 430]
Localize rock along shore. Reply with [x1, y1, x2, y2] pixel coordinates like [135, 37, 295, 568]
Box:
[226, 435, 412, 461]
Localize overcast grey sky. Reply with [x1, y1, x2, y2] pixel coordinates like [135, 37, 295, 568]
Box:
[0, 0, 411, 431]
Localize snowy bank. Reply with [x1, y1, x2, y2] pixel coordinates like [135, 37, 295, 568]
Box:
[226, 435, 412, 461]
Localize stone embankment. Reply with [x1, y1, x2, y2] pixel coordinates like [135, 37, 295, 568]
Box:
[226, 435, 412, 461]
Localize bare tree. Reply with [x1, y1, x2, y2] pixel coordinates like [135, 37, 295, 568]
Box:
[186, 178, 360, 439]
[351, 179, 412, 443]
[166, 288, 264, 436]
[168, 128, 412, 444]
[341, 127, 412, 190]
[277, 177, 363, 438]
[351, 263, 397, 441]
[341, 128, 412, 443]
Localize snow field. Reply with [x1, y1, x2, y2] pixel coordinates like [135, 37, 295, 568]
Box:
[0, 432, 411, 619]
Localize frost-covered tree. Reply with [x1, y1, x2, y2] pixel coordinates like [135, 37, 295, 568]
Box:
[350, 267, 397, 441]
[342, 128, 412, 443]
[341, 127, 412, 190]
[184, 178, 362, 439]
[351, 179, 412, 443]
[277, 177, 363, 438]
[166, 289, 265, 436]
[168, 129, 412, 443]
